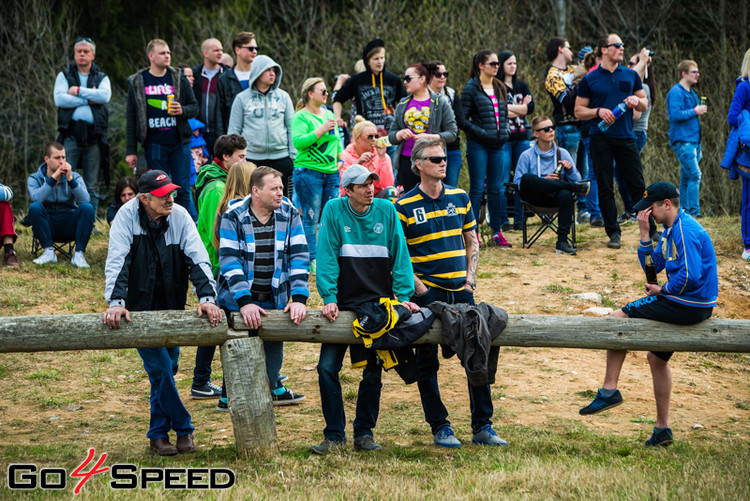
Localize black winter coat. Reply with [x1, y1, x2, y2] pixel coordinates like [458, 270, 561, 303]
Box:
[460, 77, 510, 148]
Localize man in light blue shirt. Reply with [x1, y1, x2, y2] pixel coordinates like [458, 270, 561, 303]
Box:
[53, 37, 111, 217]
[666, 60, 707, 217]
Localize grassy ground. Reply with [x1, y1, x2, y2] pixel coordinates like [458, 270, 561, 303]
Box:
[0, 217, 749, 499]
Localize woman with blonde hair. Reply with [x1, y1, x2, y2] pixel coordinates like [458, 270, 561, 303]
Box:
[291, 77, 343, 271]
[212, 161, 257, 251]
[339, 116, 395, 198]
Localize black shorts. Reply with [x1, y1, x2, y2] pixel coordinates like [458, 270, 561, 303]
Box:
[622, 295, 713, 361]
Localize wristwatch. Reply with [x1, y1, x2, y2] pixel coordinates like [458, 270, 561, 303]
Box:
[464, 280, 476, 290]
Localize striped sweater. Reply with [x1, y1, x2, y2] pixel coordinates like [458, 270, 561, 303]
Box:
[217, 195, 309, 310]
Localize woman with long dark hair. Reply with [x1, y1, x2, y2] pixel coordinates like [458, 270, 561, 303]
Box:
[107, 176, 138, 225]
[427, 60, 463, 187]
[460, 50, 510, 246]
[388, 62, 457, 192]
[497, 50, 534, 231]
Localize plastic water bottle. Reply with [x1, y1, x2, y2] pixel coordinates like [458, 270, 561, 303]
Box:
[598, 102, 628, 132]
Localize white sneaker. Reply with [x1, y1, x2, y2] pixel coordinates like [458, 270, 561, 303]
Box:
[33, 249, 57, 265]
[743, 249, 750, 261]
[71, 251, 90, 269]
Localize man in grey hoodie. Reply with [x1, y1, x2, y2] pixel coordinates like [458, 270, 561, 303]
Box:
[514, 116, 590, 255]
[227, 55, 296, 197]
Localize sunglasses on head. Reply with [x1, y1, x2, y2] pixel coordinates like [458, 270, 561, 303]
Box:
[421, 156, 447, 164]
[604, 42, 625, 49]
[434, 71, 449, 78]
[486, 61, 500, 67]
[535, 125, 555, 133]
[241, 45, 259, 52]
[76, 37, 93, 44]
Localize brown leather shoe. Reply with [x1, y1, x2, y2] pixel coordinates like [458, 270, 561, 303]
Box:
[176, 433, 196, 453]
[4, 250, 19, 268]
[149, 437, 178, 456]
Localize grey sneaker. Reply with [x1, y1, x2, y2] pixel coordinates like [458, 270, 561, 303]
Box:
[472, 425, 508, 446]
[434, 425, 462, 448]
[353, 435, 383, 452]
[71, 251, 90, 269]
[310, 438, 347, 455]
[607, 233, 621, 249]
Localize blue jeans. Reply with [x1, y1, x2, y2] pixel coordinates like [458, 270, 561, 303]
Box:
[445, 148, 463, 187]
[138, 346, 194, 440]
[293, 168, 340, 261]
[411, 287, 494, 435]
[582, 137, 601, 219]
[28, 202, 94, 252]
[557, 125, 583, 213]
[500, 139, 530, 226]
[144, 141, 195, 217]
[317, 343, 382, 441]
[635, 130, 648, 154]
[466, 139, 503, 233]
[575, 138, 588, 213]
[673, 142, 702, 216]
[63, 137, 100, 215]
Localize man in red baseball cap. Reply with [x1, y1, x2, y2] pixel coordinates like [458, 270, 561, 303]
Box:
[104, 169, 221, 456]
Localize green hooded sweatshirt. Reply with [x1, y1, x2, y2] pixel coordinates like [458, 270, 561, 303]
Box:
[195, 159, 228, 276]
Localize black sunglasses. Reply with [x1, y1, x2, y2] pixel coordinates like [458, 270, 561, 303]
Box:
[241, 45, 259, 52]
[535, 125, 555, 133]
[403, 75, 419, 83]
[486, 61, 500, 67]
[320, 89, 329, 95]
[604, 43, 625, 49]
[421, 156, 447, 164]
[365, 134, 378, 140]
[433, 71, 449, 78]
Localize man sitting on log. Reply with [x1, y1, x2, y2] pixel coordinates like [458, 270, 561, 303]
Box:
[103, 170, 222, 456]
[579, 181, 718, 447]
[311, 164, 419, 455]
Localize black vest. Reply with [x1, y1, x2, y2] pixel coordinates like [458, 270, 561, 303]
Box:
[57, 63, 109, 136]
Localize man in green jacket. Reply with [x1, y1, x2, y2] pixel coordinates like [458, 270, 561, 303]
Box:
[191, 133, 246, 401]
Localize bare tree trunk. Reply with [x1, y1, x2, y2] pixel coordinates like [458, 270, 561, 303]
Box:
[557, 0, 567, 37]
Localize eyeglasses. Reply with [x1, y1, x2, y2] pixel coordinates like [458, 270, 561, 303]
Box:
[434, 71, 449, 78]
[151, 192, 176, 201]
[486, 61, 500, 67]
[241, 45, 259, 52]
[421, 156, 447, 164]
[535, 125, 555, 132]
[403, 75, 419, 83]
[563, 44, 571, 50]
[604, 43, 625, 49]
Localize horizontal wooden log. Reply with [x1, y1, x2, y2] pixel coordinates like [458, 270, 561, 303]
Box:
[232, 311, 750, 353]
[0, 311, 238, 353]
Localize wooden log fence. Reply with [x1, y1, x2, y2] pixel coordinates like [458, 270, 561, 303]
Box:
[1, 310, 749, 457]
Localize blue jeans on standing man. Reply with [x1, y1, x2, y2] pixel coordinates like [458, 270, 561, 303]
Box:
[466, 139, 503, 233]
[500, 138, 530, 227]
[412, 286, 494, 435]
[144, 140, 196, 219]
[138, 346, 194, 440]
[317, 342, 382, 441]
[672, 141, 702, 217]
[557, 125, 583, 216]
[293, 168, 340, 261]
[582, 137, 601, 219]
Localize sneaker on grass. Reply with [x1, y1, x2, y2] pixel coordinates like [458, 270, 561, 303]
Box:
[33, 249, 57, 265]
[353, 435, 383, 452]
[645, 427, 673, 447]
[472, 425, 507, 446]
[216, 398, 228, 412]
[579, 388, 623, 415]
[272, 388, 305, 406]
[191, 381, 222, 399]
[71, 251, 90, 269]
[310, 438, 347, 455]
[434, 425, 461, 448]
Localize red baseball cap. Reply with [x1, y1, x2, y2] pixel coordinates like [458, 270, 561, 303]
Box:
[138, 170, 181, 197]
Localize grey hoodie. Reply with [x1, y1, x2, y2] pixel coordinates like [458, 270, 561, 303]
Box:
[227, 55, 297, 160]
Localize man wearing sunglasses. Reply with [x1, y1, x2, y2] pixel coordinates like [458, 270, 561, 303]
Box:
[514, 116, 591, 255]
[54, 37, 111, 219]
[216, 32, 258, 136]
[104, 170, 222, 456]
[396, 137, 506, 448]
[575, 33, 655, 250]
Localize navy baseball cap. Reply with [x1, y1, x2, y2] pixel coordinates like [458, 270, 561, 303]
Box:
[633, 181, 679, 212]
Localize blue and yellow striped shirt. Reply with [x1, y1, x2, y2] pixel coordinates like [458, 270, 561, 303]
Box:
[395, 185, 476, 291]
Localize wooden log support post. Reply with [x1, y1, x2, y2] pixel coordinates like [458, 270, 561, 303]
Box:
[220, 333, 279, 458]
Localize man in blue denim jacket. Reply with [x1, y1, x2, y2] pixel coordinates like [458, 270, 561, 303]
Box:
[667, 60, 707, 217]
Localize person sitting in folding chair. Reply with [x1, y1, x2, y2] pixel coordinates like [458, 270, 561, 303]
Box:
[513, 115, 590, 255]
[27, 141, 94, 268]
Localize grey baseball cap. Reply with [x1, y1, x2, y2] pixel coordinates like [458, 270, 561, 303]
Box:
[341, 164, 379, 189]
